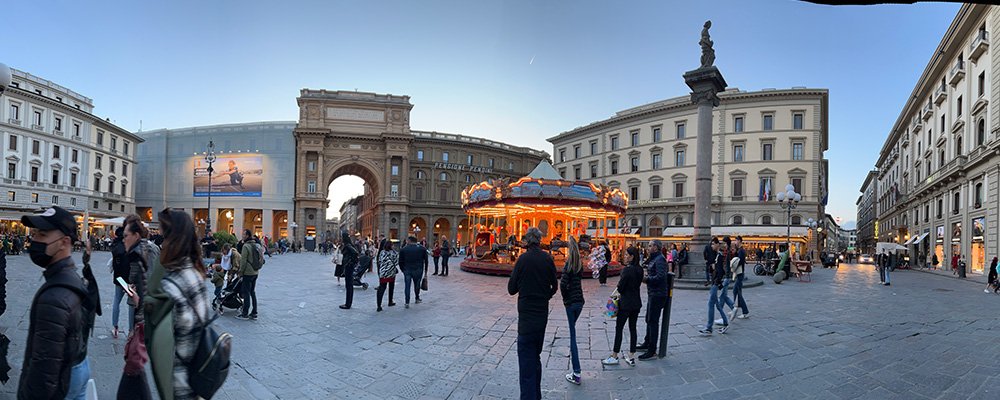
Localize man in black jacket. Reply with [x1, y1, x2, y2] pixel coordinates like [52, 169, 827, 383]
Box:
[339, 230, 359, 310]
[398, 236, 428, 308]
[637, 240, 668, 360]
[19, 206, 94, 399]
[507, 228, 557, 400]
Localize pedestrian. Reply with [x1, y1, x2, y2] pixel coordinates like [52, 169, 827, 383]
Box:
[148, 209, 217, 400]
[236, 230, 265, 320]
[432, 241, 441, 275]
[507, 228, 558, 400]
[375, 239, 399, 312]
[985, 257, 998, 293]
[603, 246, 642, 367]
[712, 237, 736, 327]
[951, 253, 959, 275]
[398, 236, 426, 308]
[117, 215, 156, 399]
[18, 206, 99, 399]
[700, 238, 729, 335]
[560, 237, 585, 385]
[884, 251, 893, 286]
[332, 241, 344, 285]
[441, 236, 452, 276]
[730, 236, 750, 319]
[702, 240, 715, 286]
[110, 226, 130, 339]
[339, 230, 358, 310]
[636, 240, 667, 360]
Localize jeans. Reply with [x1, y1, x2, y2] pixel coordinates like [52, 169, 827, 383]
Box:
[65, 358, 90, 400]
[884, 266, 891, 284]
[111, 284, 133, 329]
[643, 294, 667, 352]
[433, 257, 440, 274]
[565, 303, 583, 374]
[240, 275, 258, 316]
[516, 331, 545, 400]
[377, 279, 395, 308]
[733, 273, 749, 315]
[719, 278, 734, 311]
[441, 255, 450, 275]
[613, 309, 639, 353]
[879, 265, 885, 282]
[403, 269, 422, 304]
[707, 283, 728, 330]
[705, 263, 712, 282]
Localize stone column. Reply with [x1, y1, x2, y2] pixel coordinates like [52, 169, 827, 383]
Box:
[682, 66, 727, 279]
[234, 209, 245, 237]
[263, 209, 273, 241]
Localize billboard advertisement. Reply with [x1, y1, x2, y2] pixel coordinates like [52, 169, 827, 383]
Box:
[193, 155, 263, 197]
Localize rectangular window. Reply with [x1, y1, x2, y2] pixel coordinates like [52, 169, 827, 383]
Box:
[122, 182, 127, 195]
[110, 158, 116, 173]
[308, 161, 316, 171]
[6, 163, 14, 179]
[96, 155, 102, 169]
[73, 123, 80, 137]
[391, 165, 399, 176]
[51, 170, 59, 184]
[676, 123, 686, 139]
[31, 193, 38, 203]
[590, 141, 597, 155]
[733, 179, 744, 199]
[610, 160, 619, 175]
[7, 135, 15, 151]
[442, 152, 449, 163]
[559, 149, 566, 162]
[631, 131, 639, 147]
[734, 116, 744, 132]
[652, 184, 661, 199]
[653, 127, 661, 142]
[630, 186, 639, 201]
[574, 166, 581, 180]
[111, 137, 117, 151]
[611, 136, 619, 150]
[54, 117, 62, 131]
[71, 197, 76, 206]
[675, 150, 685, 166]
[957, 96, 963, 117]
[440, 188, 448, 201]
[762, 143, 773, 161]
[674, 182, 685, 198]
[72, 149, 78, 163]
[652, 153, 662, 169]
[123, 141, 129, 156]
[941, 115, 945, 132]
[416, 150, 424, 161]
[760, 177, 773, 200]
[763, 114, 774, 131]
[414, 186, 423, 200]
[97, 131, 104, 145]
[94, 176, 100, 191]
[792, 142, 804, 160]
[488, 158, 494, 168]
[390, 184, 399, 197]
[6, 191, 13, 201]
[733, 144, 744, 162]
[590, 164, 598, 178]
[630, 156, 639, 172]
[573, 146, 580, 159]
[979, 72, 986, 97]
[33, 110, 42, 126]
[467, 154, 474, 165]
[792, 178, 803, 194]
[93, 200, 99, 209]
[9, 104, 19, 120]
[107, 180, 113, 193]
[559, 168, 566, 179]
[70, 173, 77, 187]
[32, 140, 40, 155]
[30, 166, 38, 182]
[53, 145, 60, 159]
[307, 181, 316, 193]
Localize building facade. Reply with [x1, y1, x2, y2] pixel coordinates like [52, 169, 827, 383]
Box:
[548, 87, 829, 255]
[0, 67, 140, 238]
[293, 90, 548, 245]
[869, 4, 998, 274]
[856, 170, 878, 254]
[135, 122, 296, 240]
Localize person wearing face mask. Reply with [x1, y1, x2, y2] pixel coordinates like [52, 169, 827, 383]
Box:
[18, 206, 98, 400]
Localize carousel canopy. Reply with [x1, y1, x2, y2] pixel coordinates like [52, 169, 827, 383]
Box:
[461, 161, 628, 220]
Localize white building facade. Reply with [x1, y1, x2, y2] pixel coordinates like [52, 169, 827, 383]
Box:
[0, 67, 140, 238]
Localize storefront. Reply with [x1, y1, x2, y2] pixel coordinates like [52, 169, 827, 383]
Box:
[935, 225, 945, 268]
[971, 217, 986, 274]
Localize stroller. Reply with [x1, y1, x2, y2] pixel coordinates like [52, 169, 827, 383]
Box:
[214, 275, 244, 315]
[352, 257, 371, 290]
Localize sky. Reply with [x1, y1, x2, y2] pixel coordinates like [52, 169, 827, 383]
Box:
[4, 0, 963, 226]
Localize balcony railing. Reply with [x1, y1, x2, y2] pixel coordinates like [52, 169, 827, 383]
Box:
[32, 124, 44, 131]
[970, 30, 989, 62]
[923, 103, 934, 120]
[53, 129, 64, 137]
[934, 83, 947, 105]
[7, 119, 20, 125]
[948, 60, 966, 86]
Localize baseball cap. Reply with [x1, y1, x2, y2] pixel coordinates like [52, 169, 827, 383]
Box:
[21, 206, 78, 241]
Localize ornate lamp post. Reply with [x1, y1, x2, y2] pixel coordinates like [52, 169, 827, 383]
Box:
[204, 141, 217, 233]
[776, 184, 801, 253]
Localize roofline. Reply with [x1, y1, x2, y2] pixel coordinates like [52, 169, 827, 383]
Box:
[138, 121, 298, 136]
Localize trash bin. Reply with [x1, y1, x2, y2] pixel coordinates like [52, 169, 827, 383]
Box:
[959, 261, 967, 278]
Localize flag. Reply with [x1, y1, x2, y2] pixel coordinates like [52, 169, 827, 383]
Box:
[759, 179, 765, 202]
[765, 179, 771, 202]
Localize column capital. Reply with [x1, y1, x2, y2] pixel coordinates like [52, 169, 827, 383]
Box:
[683, 66, 727, 106]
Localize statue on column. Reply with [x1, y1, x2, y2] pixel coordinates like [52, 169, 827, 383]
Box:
[699, 20, 715, 68]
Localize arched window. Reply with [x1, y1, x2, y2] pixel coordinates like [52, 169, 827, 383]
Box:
[732, 215, 743, 225]
[762, 215, 773, 225]
[673, 216, 684, 226]
[439, 172, 447, 181]
[978, 119, 986, 146]
[791, 215, 801, 225]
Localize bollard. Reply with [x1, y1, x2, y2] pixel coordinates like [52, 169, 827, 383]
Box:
[658, 272, 675, 358]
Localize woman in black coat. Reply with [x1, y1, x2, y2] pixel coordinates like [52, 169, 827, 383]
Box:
[603, 246, 643, 366]
[339, 230, 359, 310]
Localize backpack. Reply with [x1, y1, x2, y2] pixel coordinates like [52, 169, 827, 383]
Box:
[250, 243, 265, 271]
[164, 277, 232, 399]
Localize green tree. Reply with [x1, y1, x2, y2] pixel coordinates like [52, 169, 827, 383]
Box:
[213, 231, 238, 249]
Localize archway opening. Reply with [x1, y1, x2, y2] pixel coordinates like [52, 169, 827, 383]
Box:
[328, 174, 367, 239]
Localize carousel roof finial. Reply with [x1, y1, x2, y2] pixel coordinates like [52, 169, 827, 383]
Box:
[527, 160, 563, 180]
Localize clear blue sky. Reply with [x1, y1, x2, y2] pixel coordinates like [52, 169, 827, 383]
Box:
[5, 0, 961, 227]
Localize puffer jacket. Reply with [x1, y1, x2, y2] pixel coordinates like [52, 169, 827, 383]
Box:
[559, 263, 585, 307]
[112, 237, 130, 281]
[18, 257, 86, 400]
[128, 239, 160, 325]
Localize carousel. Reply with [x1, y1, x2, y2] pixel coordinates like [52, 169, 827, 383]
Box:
[458, 161, 635, 277]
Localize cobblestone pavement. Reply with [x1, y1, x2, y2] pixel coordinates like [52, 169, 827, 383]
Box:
[1, 251, 999, 399]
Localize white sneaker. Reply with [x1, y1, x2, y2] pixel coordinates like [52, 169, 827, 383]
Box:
[737, 313, 750, 319]
[624, 355, 635, 366]
[729, 309, 738, 320]
[714, 318, 725, 325]
[601, 356, 619, 365]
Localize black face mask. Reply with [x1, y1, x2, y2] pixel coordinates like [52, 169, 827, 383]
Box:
[28, 239, 56, 267]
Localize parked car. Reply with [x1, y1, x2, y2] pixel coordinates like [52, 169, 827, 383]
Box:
[859, 254, 874, 264]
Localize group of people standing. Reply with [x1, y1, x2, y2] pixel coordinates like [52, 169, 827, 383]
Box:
[18, 206, 230, 399]
[333, 231, 432, 311]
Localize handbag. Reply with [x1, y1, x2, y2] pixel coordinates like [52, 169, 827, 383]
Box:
[421, 274, 429, 291]
[605, 289, 620, 318]
[124, 322, 149, 376]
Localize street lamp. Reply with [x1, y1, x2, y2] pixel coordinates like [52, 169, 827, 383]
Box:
[204, 141, 217, 233]
[776, 183, 801, 253]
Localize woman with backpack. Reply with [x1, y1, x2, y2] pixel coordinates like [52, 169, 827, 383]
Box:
[152, 209, 216, 400]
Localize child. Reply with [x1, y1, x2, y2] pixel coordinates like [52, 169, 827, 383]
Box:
[210, 256, 224, 305]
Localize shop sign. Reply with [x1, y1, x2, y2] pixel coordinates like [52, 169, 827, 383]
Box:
[435, 162, 494, 174]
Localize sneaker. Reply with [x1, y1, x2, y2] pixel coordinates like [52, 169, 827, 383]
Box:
[565, 373, 581, 385]
[737, 313, 750, 319]
[250, 314, 258, 320]
[235, 314, 250, 320]
[728, 309, 738, 321]
[388, 302, 397, 307]
[601, 356, 619, 365]
[405, 303, 410, 309]
[714, 318, 725, 326]
[637, 352, 657, 360]
[112, 326, 119, 339]
[339, 305, 350, 310]
[635, 343, 648, 350]
[698, 328, 713, 335]
[624, 355, 636, 366]
[717, 324, 729, 334]
[415, 298, 423, 304]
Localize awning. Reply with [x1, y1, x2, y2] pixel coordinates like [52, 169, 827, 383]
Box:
[901, 236, 915, 245]
[910, 232, 930, 245]
[661, 226, 810, 237]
